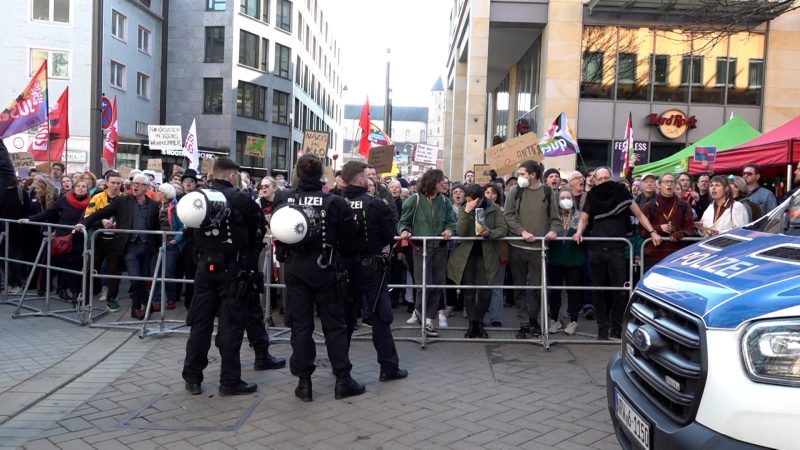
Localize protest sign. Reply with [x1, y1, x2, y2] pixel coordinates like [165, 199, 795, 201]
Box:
[368, 145, 394, 174]
[118, 165, 132, 180]
[244, 136, 266, 158]
[485, 132, 542, 175]
[147, 158, 163, 172]
[10, 152, 35, 168]
[694, 146, 717, 163]
[474, 164, 492, 184]
[200, 157, 214, 174]
[413, 143, 438, 165]
[147, 125, 183, 150]
[302, 131, 329, 158]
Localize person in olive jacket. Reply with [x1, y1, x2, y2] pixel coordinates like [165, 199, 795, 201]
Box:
[447, 184, 508, 338]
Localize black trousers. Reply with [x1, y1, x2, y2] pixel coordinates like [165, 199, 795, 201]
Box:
[588, 247, 627, 334]
[88, 237, 121, 298]
[182, 263, 247, 387]
[284, 256, 351, 377]
[244, 283, 271, 352]
[462, 256, 490, 324]
[180, 242, 197, 306]
[342, 255, 400, 374]
[546, 264, 583, 322]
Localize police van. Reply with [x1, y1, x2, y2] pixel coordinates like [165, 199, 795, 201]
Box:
[607, 192, 800, 450]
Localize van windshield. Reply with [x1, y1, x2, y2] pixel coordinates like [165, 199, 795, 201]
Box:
[746, 189, 800, 235]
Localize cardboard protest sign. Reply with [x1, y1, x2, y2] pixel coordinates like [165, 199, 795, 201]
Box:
[694, 146, 716, 163]
[302, 131, 329, 158]
[10, 152, 35, 168]
[324, 165, 336, 188]
[200, 157, 214, 174]
[244, 136, 266, 158]
[368, 145, 395, 174]
[118, 165, 132, 180]
[413, 143, 438, 165]
[485, 132, 542, 175]
[147, 158, 163, 172]
[474, 164, 492, 184]
[35, 161, 51, 173]
[147, 125, 182, 150]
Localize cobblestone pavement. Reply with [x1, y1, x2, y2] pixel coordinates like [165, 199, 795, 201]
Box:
[1, 302, 623, 450]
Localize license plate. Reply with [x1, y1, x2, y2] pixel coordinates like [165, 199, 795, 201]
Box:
[616, 389, 651, 450]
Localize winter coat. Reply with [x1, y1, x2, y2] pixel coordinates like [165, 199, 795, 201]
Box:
[446, 201, 508, 285]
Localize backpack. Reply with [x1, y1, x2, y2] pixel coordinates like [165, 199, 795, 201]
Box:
[513, 184, 553, 212]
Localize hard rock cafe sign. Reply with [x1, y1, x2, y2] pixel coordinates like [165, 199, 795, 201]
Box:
[646, 109, 697, 139]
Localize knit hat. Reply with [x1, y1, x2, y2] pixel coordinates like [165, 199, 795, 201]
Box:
[543, 168, 560, 181]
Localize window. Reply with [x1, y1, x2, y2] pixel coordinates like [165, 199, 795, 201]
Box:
[617, 53, 636, 83]
[293, 98, 300, 129]
[237, 81, 267, 120]
[295, 56, 301, 84]
[581, 51, 603, 84]
[748, 59, 764, 88]
[136, 72, 150, 99]
[240, 0, 258, 18]
[111, 10, 126, 41]
[206, 0, 226, 10]
[651, 55, 668, 84]
[275, 43, 291, 78]
[716, 58, 736, 86]
[260, 37, 269, 71]
[30, 49, 70, 79]
[272, 90, 290, 124]
[239, 30, 258, 68]
[205, 26, 224, 63]
[203, 78, 223, 114]
[277, 0, 292, 32]
[32, 0, 69, 23]
[681, 56, 702, 85]
[137, 26, 151, 54]
[262, 0, 270, 22]
[271, 137, 288, 170]
[110, 61, 125, 89]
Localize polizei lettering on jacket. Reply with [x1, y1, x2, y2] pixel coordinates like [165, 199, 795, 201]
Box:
[296, 196, 323, 206]
[670, 251, 757, 278]
[348, 200, 364, 210]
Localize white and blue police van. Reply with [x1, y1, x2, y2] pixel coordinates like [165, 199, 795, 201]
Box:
[607, 192, 800, 450]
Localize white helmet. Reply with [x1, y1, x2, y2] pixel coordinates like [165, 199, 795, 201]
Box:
[177, 189, 229, 228]
[271, 205, 313, 244]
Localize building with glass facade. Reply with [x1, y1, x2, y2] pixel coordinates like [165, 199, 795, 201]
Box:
[444, 0, 800, 178]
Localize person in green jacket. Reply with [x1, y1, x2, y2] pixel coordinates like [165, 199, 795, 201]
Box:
[398, 169, 456, 337]
[447, 184, 508, 338]
[547, 188, 586, 336]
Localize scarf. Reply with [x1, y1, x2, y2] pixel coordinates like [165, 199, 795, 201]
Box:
[66, 191, 90, 211]
[586, 181, 632, 220]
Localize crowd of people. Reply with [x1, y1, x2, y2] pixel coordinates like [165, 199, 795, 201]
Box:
[0, 136, 786, 342]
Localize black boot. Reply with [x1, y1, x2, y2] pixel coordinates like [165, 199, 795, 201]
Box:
[476, 322, 489, 339]
[334, 373, 365, 400]
[295, 376, 312, 402]
[254, 350, 286, 371]
[464, 321, 476, 338]
[218, 381, 257, 396]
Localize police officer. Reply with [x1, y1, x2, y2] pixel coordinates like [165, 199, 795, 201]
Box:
[273, 154, 364, 402]
[339, 161, 407, 382]
[181, 157, 269, 396]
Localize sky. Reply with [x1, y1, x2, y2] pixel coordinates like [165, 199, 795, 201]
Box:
[326, 0, 454, 107]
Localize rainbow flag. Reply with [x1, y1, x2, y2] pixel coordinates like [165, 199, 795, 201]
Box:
[0, 60, 48, 139]
[368, 121, 392, 146]
[539, 112, 580, 157]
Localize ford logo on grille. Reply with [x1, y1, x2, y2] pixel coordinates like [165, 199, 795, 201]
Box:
[631, 326, 653, 353]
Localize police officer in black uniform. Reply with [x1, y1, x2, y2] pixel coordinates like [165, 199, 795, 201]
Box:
[182, 157, 270, 396]
[273, 154, 365, 402]
[339, 161, 407, 382]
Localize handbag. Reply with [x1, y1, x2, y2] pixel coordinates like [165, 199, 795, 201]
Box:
[50, 233, 74, 256]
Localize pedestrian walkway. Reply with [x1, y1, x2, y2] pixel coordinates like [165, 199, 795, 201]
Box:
[0, 305, 622, 449]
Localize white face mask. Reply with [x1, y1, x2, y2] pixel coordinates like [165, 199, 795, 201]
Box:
[517, 176, 530, 189]
[559, 199, 574, 210]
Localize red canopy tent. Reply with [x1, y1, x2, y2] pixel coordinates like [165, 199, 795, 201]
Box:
[688, 115, 800, 175]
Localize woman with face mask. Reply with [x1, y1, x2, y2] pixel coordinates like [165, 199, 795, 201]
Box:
[545, 189, 586, 335]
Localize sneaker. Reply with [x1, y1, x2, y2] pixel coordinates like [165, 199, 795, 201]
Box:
[8, 286, 22, 294]
[548, 319, 562, 334]
[438, 314, 448, 329]
[582, 305, 595, 320]
[406, 310, 420, 324]
[564, 321, 578, 336]
[424, 324, 439, 337]
[106, 299, 120, 312]
[444, 305, 454, 317]
[515, 326, 531, 339]
[361, 317, 373, 328]
[98, 286, 108, 302]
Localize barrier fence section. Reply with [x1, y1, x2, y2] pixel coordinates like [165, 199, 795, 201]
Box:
[639, 236, 706, 275]
[265, 235, 635, 351]
[0, 218, 105, 325]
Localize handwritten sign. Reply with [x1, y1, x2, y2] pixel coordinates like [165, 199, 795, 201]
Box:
[368, 145, 395, 174]
[413, 143, 438, 165]
[200, 157, 214, 174]
[147, 125, 183, 150]
[10, 152, 35, 168]
[324, 165, 335, 188]
[474, 164, 492, 184]
[147, 158, 163, 172]
[302, 130, 329, 158]
[118, 165, 132, 180]
[485, 132, 542, 175]
[245, 136, 266, 158]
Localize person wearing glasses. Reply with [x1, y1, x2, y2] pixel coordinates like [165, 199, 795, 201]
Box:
[743, 163, 777, 216]
[640, 173, 695, 272]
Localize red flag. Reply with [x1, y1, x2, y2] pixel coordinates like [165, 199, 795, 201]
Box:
[357, 97, 370, 158]
[103, 96, 117, 168]
[621, 110, 634, 180]
[29, 87, 69, 162]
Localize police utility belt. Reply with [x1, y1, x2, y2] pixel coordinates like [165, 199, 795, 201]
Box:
[197, 250, 244, 272]
[344, 252, 389, 270]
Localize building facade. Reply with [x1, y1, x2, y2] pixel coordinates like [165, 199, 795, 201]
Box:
[444, 0, 800, 178]
[165, 0, 343, 178]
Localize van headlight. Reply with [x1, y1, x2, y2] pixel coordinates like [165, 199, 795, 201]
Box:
[742, 319, 800, 387]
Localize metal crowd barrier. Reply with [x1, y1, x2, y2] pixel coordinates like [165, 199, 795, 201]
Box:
[0, 218, 105, 325]
[639, 236, 706, 274]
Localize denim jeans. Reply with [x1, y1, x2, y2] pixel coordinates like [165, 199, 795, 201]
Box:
[124, 240, 154, 310]
[154, 242, 180, 304]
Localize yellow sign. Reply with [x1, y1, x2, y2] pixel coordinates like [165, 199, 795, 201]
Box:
[485, 132, 542, 176]
[245, 136, 266, 158]
[302, 130, 329, 158]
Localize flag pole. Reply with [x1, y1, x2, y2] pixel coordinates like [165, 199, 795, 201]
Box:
[45, 59, 51, 172]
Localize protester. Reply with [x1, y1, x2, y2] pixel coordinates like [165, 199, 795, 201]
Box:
[547, 188, 585, 335]
[743, 163, 777, 215]
[729, 175, 761, 222]
[634, 173, 656, 208]
[543, 168, 561, 190]
[698, 175, 749, 237]
[640, 173, 695, 272]
[464, 170, 475, 185]
[154, 183, 184, 310]
[60, 175, 73, 195]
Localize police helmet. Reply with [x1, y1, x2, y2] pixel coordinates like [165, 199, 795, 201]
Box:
[271, 204, 321, 245]
[176, 189, 229, 228]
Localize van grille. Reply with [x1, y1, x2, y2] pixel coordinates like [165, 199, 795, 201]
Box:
[622, 292, 705, 425]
